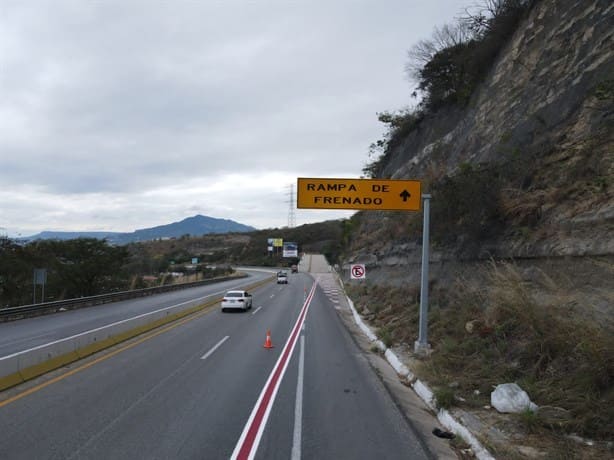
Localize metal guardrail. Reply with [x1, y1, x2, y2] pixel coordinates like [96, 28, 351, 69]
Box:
[0, 274, 247, 322]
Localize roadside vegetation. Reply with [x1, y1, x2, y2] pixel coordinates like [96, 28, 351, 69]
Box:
[0, 236, 234, 307]
[364, 0, 534, 179]
[359, 0, 612, 260]
[342, 1, 614, 456]
[346, 262, 614, 452]
[0, 237, 130, 307]
[0, 219, 344, 308]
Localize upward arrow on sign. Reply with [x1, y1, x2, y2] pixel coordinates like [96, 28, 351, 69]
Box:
[399, 190, 411, 202]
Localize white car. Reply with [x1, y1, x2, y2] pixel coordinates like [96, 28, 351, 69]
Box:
[277, 271, 288, 284]
[221, 290, 253, 312]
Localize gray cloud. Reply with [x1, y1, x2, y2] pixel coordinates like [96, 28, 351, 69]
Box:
[1, 0, 468, 235]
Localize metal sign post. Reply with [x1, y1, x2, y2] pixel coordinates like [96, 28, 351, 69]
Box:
[415, 195, 431, 355]
[33, 268, 47, 304]
[297, 177, 432, 357]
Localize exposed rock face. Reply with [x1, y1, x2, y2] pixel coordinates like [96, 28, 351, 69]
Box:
[344, 0, 613, 318]
[383, 0, 613, 181]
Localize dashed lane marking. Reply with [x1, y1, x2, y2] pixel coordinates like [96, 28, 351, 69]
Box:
[201, 336, 230, 360]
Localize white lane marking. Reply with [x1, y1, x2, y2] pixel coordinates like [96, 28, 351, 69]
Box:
[0, 292, 217, 361]
[201, 336, 230, 360]
[270, 294, 275, 299]
[230, 282, 317, 460]
[291, 334, 305, 460]
[3, 268, 277, 354]
[252, 306, 263, 315]
[1, 279, 268, 360]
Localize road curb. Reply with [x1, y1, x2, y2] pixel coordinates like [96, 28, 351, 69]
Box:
[345, 295, 495, 460]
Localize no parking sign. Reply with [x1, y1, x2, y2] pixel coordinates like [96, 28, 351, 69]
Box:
[350, 264, 366, 280]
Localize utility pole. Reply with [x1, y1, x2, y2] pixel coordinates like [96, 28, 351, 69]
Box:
[287, 184, 296, 228]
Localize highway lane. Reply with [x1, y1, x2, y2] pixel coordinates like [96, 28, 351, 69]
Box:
[256, 278, 429, 460]
[0, 268, 430, 459]
[0, 268, 274, 357]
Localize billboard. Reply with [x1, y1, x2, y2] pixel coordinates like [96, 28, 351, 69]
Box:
[268, 237, 283, 253]
[283, 242, 298, 258]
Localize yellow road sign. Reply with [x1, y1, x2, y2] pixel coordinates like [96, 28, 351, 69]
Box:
[297, 177, 421, 211]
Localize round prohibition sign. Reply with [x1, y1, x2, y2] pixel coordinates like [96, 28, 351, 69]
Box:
[351, 264, 365, 279]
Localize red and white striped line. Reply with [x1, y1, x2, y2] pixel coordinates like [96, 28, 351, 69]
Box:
[231, 281, 318, 460]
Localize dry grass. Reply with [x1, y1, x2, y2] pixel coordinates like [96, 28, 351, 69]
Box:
[499, 187, 557, 226]
[348, 261, 614, 443]
[348, 283, 421, 345]
[435, 263, 614, 440]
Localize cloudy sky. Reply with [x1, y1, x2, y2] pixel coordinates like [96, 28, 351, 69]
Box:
[1, 0, 469, 237]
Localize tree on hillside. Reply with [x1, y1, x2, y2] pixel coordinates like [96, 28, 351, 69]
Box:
[405, 22, 472, 83]
[460, 0, 527, 38]
[33, 238, 129, 298]
[60, 238, 129, 297]
[0, 237, 31, 307]
[418, 41, 479, 109]
[405, 0, 531, 111]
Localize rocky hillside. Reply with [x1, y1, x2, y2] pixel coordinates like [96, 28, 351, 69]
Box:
[338, 2, 613, 451]
[344, 0, 613, 321]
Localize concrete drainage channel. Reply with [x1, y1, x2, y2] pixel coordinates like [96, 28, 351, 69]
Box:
[0, 276, 274, 392]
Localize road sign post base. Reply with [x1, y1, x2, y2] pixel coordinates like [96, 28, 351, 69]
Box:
[414, 340, 432, 357]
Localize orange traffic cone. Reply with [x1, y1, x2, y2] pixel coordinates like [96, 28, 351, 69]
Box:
[263, 330, 274, 349]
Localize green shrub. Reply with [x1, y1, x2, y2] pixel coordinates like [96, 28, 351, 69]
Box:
[434, 387, 456, 409]
[518, 408, 540, 434]
[377, 326, 394, 348]
[430, 163, 505, 246]
[414, 0, 532, 112]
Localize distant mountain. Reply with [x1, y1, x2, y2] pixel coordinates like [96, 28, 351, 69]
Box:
[128, 215, 256, 242]
[28, 231, 119, 241]
[22, 215, 256, 244]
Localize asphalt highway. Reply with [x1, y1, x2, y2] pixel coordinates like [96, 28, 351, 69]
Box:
[0, 269, 273, 357]
[0, 260, 430, 459]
